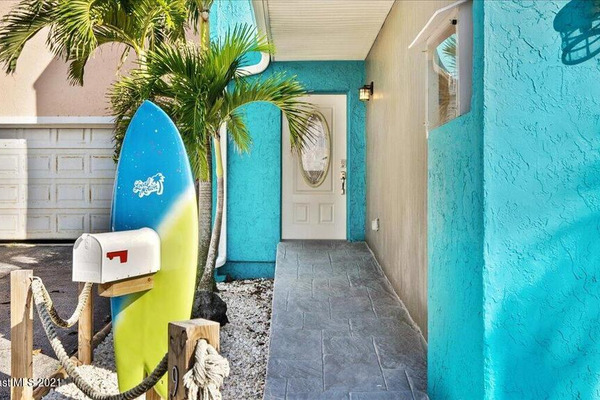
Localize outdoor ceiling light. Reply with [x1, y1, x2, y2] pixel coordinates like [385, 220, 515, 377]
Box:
[359, 82, 374, 102]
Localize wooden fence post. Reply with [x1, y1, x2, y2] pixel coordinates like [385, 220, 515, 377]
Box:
[77, 283, 93, 364]
[145, 381, 162, 400]
[11, 270, 33, 400]
[167, 319, 220, 400]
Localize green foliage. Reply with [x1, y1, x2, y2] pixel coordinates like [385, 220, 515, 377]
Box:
[110, 24, 316, 181]
[0, 0, 194, 85]
[439, 34, 457, 76]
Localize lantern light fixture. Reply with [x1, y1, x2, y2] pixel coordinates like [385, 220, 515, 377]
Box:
[359, 82, 374, 102]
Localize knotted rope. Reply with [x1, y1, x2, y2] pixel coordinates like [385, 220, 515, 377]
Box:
[183, 339, 230, 400]
[30, 277, 229, 400]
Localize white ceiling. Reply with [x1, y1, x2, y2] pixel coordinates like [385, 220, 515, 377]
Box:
[253, 0, 396, 61]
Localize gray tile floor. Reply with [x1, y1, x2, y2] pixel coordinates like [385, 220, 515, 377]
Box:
[264, 241, 428, 400]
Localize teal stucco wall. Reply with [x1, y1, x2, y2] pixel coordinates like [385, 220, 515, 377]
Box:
[427, 1, 484, 399]
[482, 0, 600, 398]
[210, 0, 262, 66]
[222, 61, 367, 278]
[210, 0, 253, 38]
[429, 0, 600, 398]
[210, 0, 367, 278]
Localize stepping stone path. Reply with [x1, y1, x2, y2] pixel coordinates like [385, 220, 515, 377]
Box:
[264, 241, 428, 400]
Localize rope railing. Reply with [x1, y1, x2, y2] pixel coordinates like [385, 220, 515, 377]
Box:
[31, 277, 93, 328]
[25, 276, 229, 400]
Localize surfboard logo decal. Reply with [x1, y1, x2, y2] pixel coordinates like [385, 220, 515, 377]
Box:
[133, 173, 165, 198]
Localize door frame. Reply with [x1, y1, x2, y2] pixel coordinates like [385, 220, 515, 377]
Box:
[280, 93, 348, 240]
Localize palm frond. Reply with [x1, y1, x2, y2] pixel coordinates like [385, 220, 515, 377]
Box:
[48, 0, 98, 59]
[207, 24, 274, 79]
[0, 0, 55, 73]
[130, 0, 186, 49]
[92, 3, 142, 51]
[440, 35, 457, 75]
[146, 44, 203, 80]
[181, 126, 209, 179]
[222, 72, 316, 152]
[0, 0, 190, 84]
[109, 45, 210, 177]
[67, 55, 90, 86]
[225, 110, 251, 153]
[111, 24, 311, 177]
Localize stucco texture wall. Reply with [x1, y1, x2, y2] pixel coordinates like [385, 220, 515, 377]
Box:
[365, 0, 454, 338]
[427, 1, 485, 398]
[224, 61, 366, 276]
[209, 0, 366, 276]
[482, 1, 600, 398]
[430, 1, 600, 398]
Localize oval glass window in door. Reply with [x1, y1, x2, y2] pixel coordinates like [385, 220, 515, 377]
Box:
[299, 113, 331, 187]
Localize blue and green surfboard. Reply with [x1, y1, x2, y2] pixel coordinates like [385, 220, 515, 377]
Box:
[111, 100, 198, 398]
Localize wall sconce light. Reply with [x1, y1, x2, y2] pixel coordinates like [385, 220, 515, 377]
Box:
[359, 82, 374, 102]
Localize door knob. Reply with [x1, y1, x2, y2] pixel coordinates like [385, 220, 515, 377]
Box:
[340, 171, 346, 195]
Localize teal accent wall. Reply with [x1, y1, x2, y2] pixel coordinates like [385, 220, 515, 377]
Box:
[429, 0, 600, 398]
[210, 0, 262, 66]
[210, 0, 254, 38]
[225, 61, 366, 277]
[210, 0, 367, 279]
[428, 1, 484, 399]
[483, 0, 600, 398]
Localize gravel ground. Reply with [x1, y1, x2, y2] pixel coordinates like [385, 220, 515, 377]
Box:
[219, 279, 273, 399]
[0, 244, 111, 400]
[44, 279, 274, 400]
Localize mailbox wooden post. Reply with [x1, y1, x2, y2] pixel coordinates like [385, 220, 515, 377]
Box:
[77, 282, 94, 364]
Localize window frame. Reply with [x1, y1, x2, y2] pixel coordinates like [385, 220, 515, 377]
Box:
[411, 0, 473, 135]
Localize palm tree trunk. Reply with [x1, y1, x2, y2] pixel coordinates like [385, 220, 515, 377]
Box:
[196, 141, 212, 289]
[193, 0, 214, 306]
[199, 136, 223, 291]
[199, 6, 210, 52]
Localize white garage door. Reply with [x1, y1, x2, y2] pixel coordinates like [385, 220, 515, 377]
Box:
[0, 126, 115, 240]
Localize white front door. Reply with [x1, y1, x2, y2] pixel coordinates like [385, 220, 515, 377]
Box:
[282, 94, 347, 240]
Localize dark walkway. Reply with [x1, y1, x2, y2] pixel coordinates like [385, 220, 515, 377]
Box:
[264, 241, 428, 400]
[0, 245, 111, 399]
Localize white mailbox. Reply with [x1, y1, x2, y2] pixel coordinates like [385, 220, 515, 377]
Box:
[72, 228, 161, 283]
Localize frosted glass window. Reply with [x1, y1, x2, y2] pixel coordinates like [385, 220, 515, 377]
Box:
[299, 113, 330, 187]
[428, 27, 459, 130]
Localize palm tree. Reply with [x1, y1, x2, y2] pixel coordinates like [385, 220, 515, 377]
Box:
[0, 0, 216, 298]
[0, 0, 198, 85]
[186, 0, 213, 296]
[110, 25, 316, 320]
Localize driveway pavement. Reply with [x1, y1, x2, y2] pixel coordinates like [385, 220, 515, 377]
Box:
[0, 244, 111, 399]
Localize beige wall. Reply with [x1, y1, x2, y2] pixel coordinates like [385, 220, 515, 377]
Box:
[365, 0, 453, 338]
[0, 1, 131, 117]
